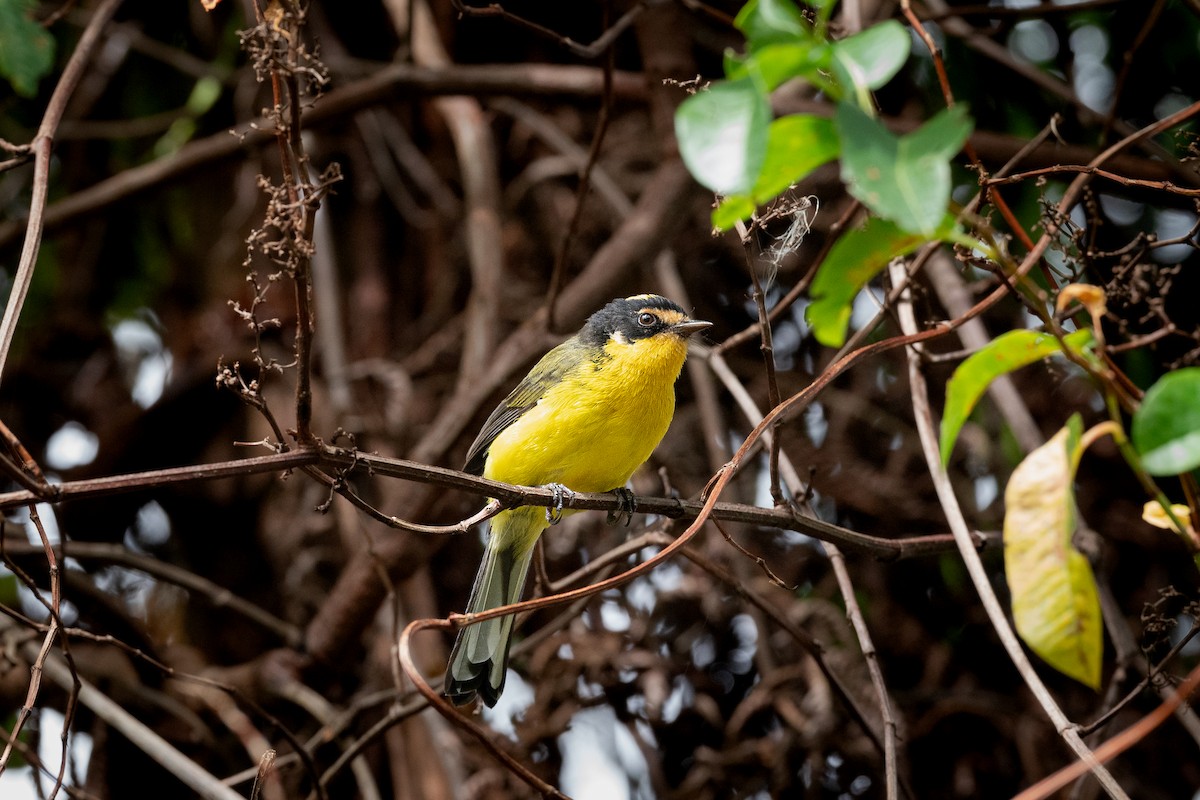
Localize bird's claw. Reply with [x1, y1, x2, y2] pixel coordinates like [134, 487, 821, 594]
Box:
[544, 483, 573, 524]
[607, 487, 637, 527]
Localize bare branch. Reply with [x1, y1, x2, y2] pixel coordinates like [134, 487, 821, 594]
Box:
[0, 0, 125, 384]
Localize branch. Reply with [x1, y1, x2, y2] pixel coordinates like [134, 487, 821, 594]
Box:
[303, 154, 699, 662]
[390, 305, 992, 791]
[450, 0, 647, 59]
[0, 63, 644, 252]
[0, 449, 318, 510]
[0, 509, 63, 778]
[987, 164, 1200, 197]
[888, 260, 1129, 799]
[396, 0, 505, 389]
[2, 616, 245, 800]
[0, 0, 125, 383]
[707, 348, 904, 799]
[398, 618, 569, 799]
[1013, 661, 1200, 800]
[0, 538, 304, 647]
[0, 434, 983, 564]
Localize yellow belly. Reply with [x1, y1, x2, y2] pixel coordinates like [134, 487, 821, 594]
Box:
[482, 336, 687, 493]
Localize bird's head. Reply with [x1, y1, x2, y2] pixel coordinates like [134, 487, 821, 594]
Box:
[581, 294, 711, 351]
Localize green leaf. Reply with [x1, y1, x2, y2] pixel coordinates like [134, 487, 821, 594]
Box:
[0, 0, 55, 97]
[725, 41, 831, 92]
[941, 329, 1095, 465]
[0, 570, 18, 607]
[830, 20, 911, 101]
[1132, 367, 1200, 475]
[712, 195, 757, 231]
[806, 217, 926, 347]
[734, 0, 811, 46]
[837, 102, 973, 236]
[676, 78, 772, 196]
[709, 114, 840, 231]
[153, 76, 225, 158]
[1004, 416, 1103, 690]
[753, 114, 839, 202]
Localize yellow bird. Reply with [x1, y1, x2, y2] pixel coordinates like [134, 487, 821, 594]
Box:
[445, 294, 711, 707]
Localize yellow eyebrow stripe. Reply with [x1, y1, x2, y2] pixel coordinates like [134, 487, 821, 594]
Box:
[639, 308, 686, 326]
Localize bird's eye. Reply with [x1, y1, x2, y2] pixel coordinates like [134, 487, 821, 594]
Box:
[637, 312, 656, 327]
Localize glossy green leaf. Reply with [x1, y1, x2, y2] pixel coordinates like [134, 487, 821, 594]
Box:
[735, 0, 811, 46]
[711, 113, 840, 231]
[830, 20, 911, 99]
[806, 217, 926, 347]
[0, 0, 54, 97]
[1004, 416, 1103, 690]
[753, 114, 839, 202]
[725, 41, 832, 92]
[837, 102, 973, 235]
[1132, 367, 1200, 475]
[676, 78, 771, 196]
[941, 329, 1095, 466]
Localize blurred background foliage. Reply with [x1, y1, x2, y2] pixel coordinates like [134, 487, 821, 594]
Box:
[0, 0, 1198, 798]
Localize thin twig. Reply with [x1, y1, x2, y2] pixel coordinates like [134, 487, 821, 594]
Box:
[545, 3, 617, 329]
[176, 683, 284, 800]
[396, 0, 505, 392]
[1099, 0, 1167, 143]
[0, 508, 62, 778]
[0, 441, 978, 561]
[0, 449, 318, 509]
[0, 418, 54, 496]
[251, 0, 324, 444]
[2, 616, 246, 800]
[737, 227, 785, 505]
[1012, 661, 1200, 800]
[888, 260, 1129, 799]
[986, 164, 1200, 197]
[1079, 622, 1200, 737]
[672, 540, 904, 789]
[0, 62, 644, 252]
[713, 200, 861, 356]
[273, 680, 381, 800]
[450, 0, 647, 59]
[924, 250, 1044, 455]
[311, 696, 430, 795]
[922, 0, 1193, 186]
[397, 304, 1019, 792]
[397, 618, 570, 799]
[0, 538, 304, 647]
[918, 0, 1123, 20]
[707, 348, 904, 799]
[319, 446, 976, 558]
[0, 0, 125, 384]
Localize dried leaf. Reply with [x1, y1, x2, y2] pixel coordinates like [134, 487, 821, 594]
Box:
[1055, 283, 1107, 318]
[1004, 416, 1103, 689]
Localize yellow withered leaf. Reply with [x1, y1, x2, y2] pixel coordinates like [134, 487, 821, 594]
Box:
[1055, 283, 1107, 318]
[1003, 416, 1103, 689]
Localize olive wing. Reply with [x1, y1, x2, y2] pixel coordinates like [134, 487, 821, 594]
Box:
[462, 337, 587, 475]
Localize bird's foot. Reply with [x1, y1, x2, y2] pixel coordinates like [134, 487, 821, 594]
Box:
[543, 483, 574, 524]
[607, 487, 638, 527]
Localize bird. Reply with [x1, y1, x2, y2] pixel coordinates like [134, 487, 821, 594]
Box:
[445, 294, 711, 707]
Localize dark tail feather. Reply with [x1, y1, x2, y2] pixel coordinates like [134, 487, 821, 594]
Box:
[445, 531, 535, 707]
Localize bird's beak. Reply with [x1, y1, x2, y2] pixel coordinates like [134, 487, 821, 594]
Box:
[672, 319, 712, 337]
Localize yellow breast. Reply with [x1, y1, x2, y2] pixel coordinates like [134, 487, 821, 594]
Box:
[483, 333, 690, 493]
